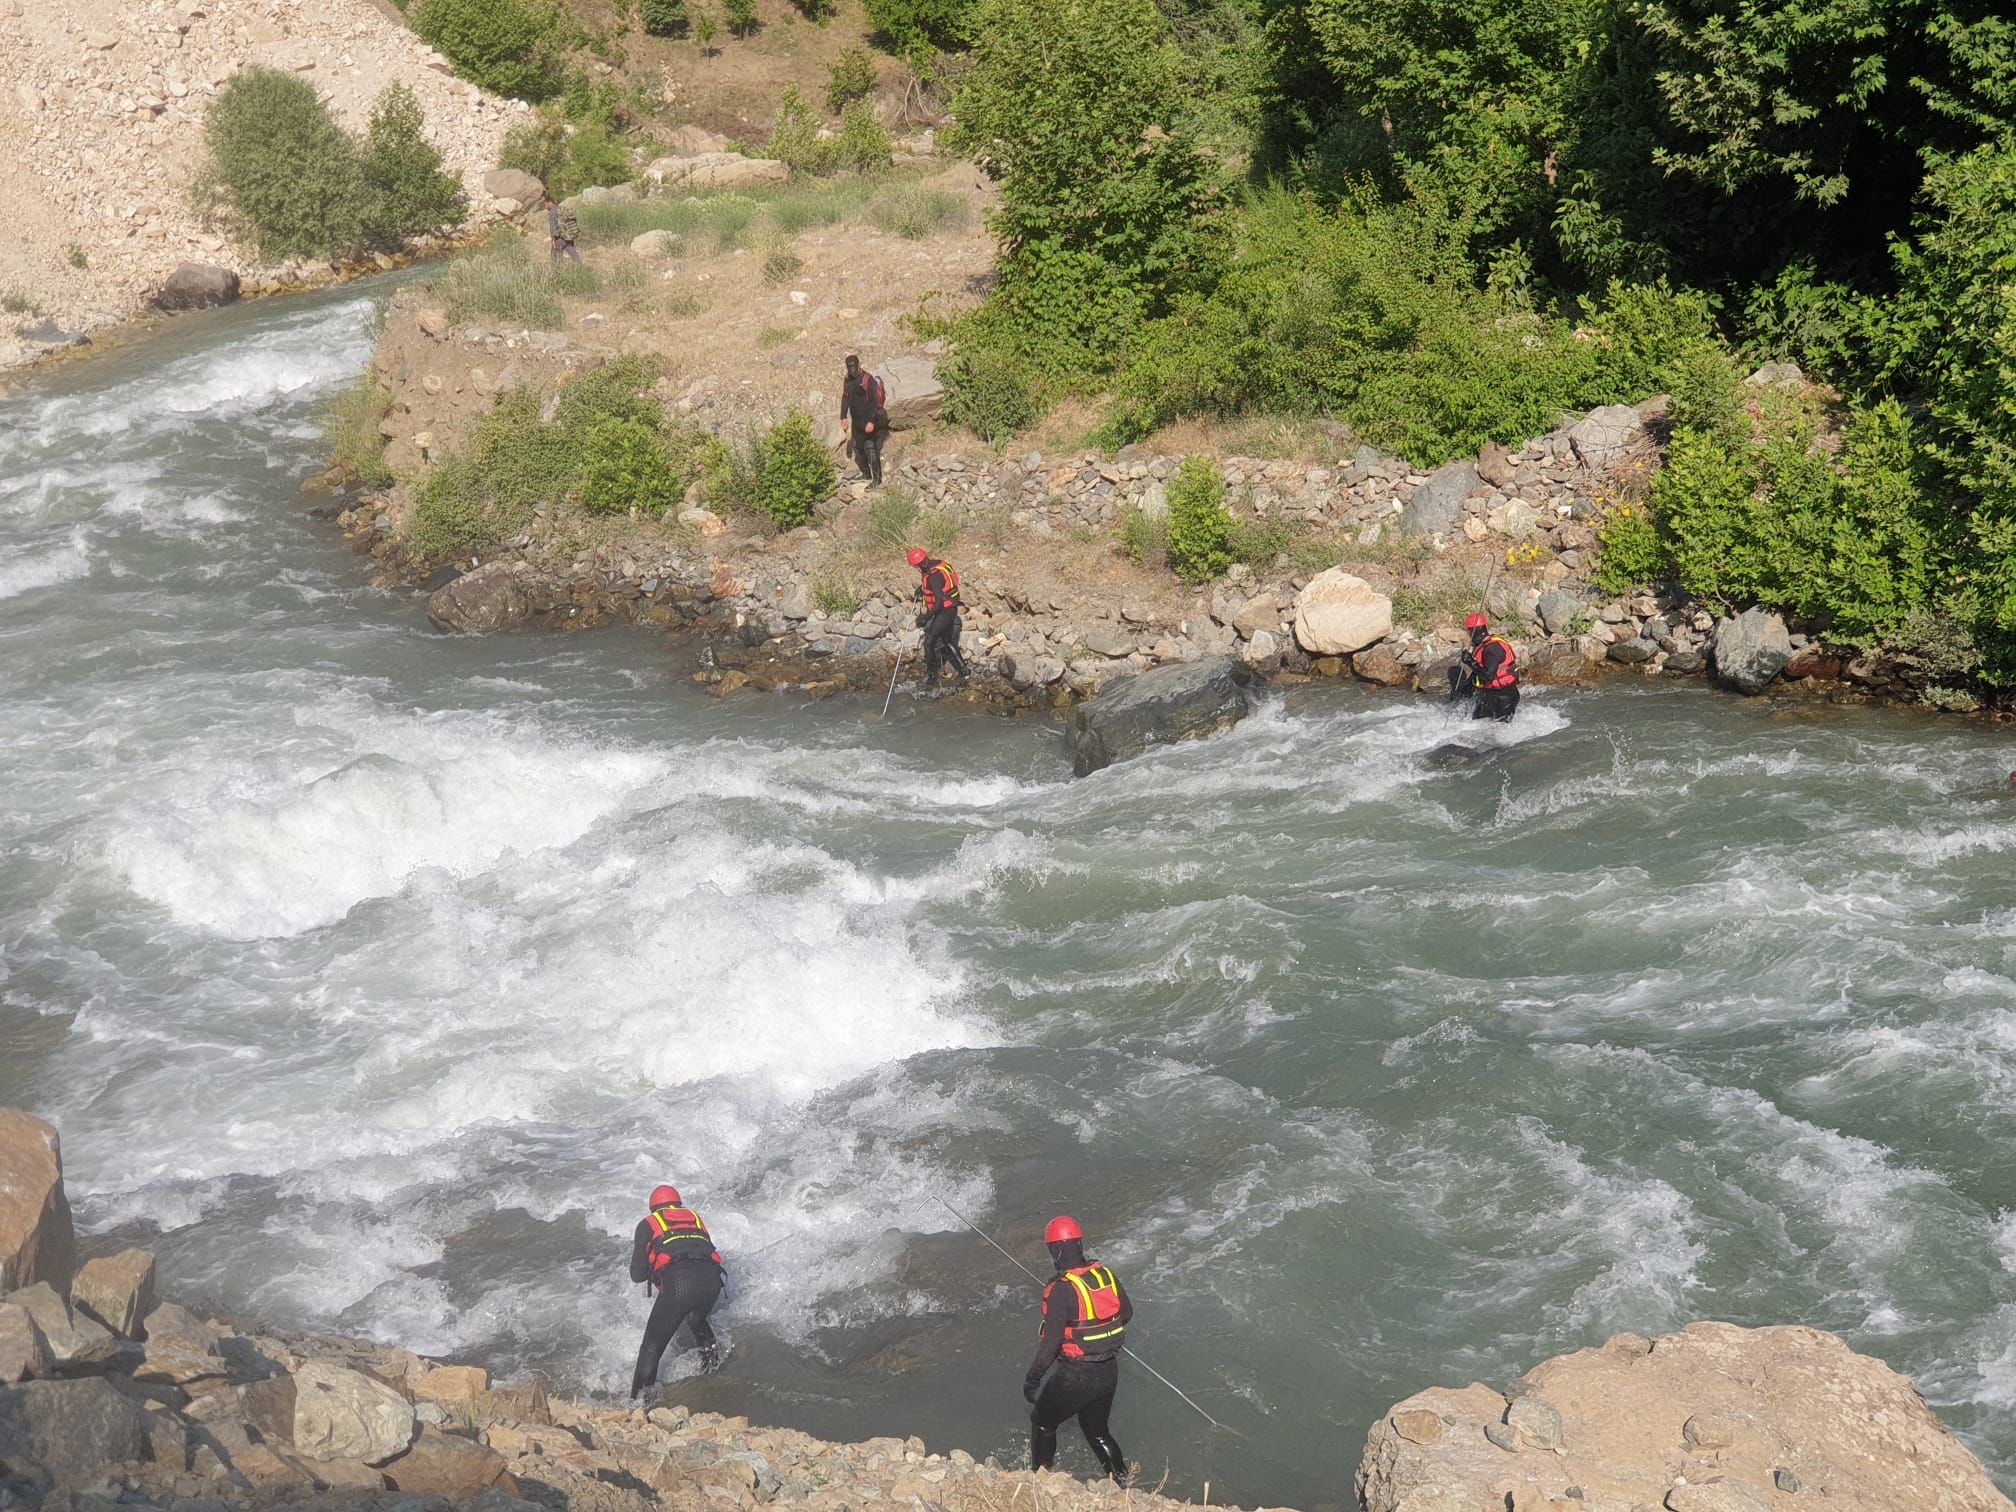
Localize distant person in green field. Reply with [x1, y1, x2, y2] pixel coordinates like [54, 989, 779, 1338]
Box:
[544, 194, 581, 265]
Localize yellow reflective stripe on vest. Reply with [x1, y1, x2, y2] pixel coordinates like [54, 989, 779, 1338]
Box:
[1064, 1267, 1124, 1342]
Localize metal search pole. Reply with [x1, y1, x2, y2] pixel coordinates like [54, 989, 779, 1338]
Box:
[879, 648, 904, 719]
[930, 1195, 1233, 1434]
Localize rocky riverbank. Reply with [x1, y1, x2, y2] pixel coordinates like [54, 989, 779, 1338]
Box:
[9, 1106, 2016, 1512]
[326, 283, 1988, 723]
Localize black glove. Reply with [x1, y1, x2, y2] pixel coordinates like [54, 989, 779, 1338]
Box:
[916, 613, 928, 628]
[1023, 1378, 1041, 1405]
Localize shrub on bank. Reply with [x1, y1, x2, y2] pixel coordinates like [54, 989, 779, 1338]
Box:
[579, 419, 685, 515]
[767, 90, 892, 177]
[755, 409, 836, 527]
[940, 347, 1035, 441]
[410, 0, 563, 101]
[1166, 457, 1234, 581]
[499, 108, 636, 200]
[201, 69, 464, 260]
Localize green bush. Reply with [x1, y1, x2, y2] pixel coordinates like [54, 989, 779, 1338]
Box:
[868, 183, 968, 238]
[359, 82, 465, 242]
[1165, 457, 1234, 581]
[1592, 499, 1666, 595]
[499, 107, 635, 199]
[863, 0, 974, 56]
[1119, 504, 1169, 568]
[941, 346, 1036, 441]
[579, 418, 683, 514]
[641, 0, 688, 34]
[202, 67, 366, 259]
[723, 0, 757, 35]
[410, 0, 562, 100]
[755, 409, 835, 526]
[406, 457, 501, 562]
[866, 487, 921, 545]
[828, 49, 877, 113]
[768, 90, 892, 177]
[320, 375, 395, 487]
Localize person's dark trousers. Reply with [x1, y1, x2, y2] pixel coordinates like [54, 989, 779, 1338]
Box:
[851, 424, 883, 484]
[630, 1264, 723, 1396]
[1473, 685, 1519, 721]
[1030, 1358, 1126, 1485]
[552, 239, 582, 265]
[922, 607, 966, 682]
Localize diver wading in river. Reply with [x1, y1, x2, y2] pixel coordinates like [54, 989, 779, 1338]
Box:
[1024, 1216, 1132, 1485]
[1447, 612, 1520, 721]
[630, 1185, 726, 1396]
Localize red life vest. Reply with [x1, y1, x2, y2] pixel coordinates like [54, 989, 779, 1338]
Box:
[922, 560, 960, 612]
[1045, 1263, 1127, 1360]
[1479, 636, 1518, 689]
[645, 1203, 715, 1273]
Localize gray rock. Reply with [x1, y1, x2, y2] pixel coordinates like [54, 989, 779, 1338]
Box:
[4, 1282, 117, 1367]
[878, 356, 941, 430]
[1067, 657, 1254, 777]
[293, 1359, 416, 1466]
[1507, 1396, 1564, 1452]
[70, 1248, 155, 1339]
[999, 651, 1064, 690]
[1535, 590, 1585, 636]
[153, 263, 240, 312]
[481, 168, 544, 205]
[1081, 623, 1136, 658]
[575, 183, 636, 206]
[1566, 404, 1645, 469]
[427, 563, 534, 634]
[1399, 460, 1479, 536]
[1772, 1468, 1800, 1494]
[0, 1300, 50, 1383]
[1745, 362, 1804, 389]
[1482, 1422, 1518, 1452]
[1710, 607, 1792, 694]
[0, 1376, 151, 1490]
[1607, 636, 1658, 664]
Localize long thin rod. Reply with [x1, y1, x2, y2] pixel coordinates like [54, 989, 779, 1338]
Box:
[880, 648, 903, 718]
[930, 1195, 1228, 1432]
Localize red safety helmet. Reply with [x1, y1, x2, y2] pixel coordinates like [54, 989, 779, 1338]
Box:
[1044, 1215, 1083, 1244]
[907, 548, 929, 568]
[1465, 613, 1489, 630]
[649, 1185, 681, 1208]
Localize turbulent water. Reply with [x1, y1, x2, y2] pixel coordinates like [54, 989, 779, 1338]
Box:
[4, 286, 2016, 1506]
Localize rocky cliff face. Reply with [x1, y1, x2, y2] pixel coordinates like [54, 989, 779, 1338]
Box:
[0, 0, 527, 368]
[1356, 1322, 2014, 1512]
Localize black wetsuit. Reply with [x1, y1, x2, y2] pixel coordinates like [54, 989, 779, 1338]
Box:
[1448, 636, 1520, 721]
[917, 560, 968, 683]
[628, 1218, 724, 1396]
[1023, 1241, 1131, 1484]
[841, 373, 886, 485]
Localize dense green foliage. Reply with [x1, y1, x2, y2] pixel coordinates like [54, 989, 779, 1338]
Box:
[939, 348, 1036, 442]
[202, 69, 463, 260]
[827, 49, 877, 113]
[410, 0, 564, 100]
[1166, 457, 1236, 581]
[862, 0, 974, 56]
[405, 358, 683, 562]
[640, 0, 688, 35]
[768, 90, 893, 176]
[723, 0, 757, 36]
[755, 410, 836, 526]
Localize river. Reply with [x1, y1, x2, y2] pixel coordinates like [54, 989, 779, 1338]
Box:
[3, 285, 2014, 1506]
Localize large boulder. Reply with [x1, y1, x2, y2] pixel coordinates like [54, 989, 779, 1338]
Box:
[1566, 403, 1646, 470]
[134, 1301, 226, 1388]
[293, 1360, 416, 1465]
[0, 1110, 73, 1296]
[645, 152, 789, 190]
[481, 168, 544, 209]
[1067, 656, 1254, 777]
[877, 356, 942, 429]
[0, 1376, 151, 1490]
[5, 1282, 117, 1368]
[383, 1425, 517, 1496]
[1293, 570, 1394, 655]
[153, 263, 241, 312]
[1711, 607, 1793, 694]
[1535, 589, 1585, 636]
[70, 1248, 155, 1340]
[426, 563, 536, 634]
[1398, 460, 1479, 536]
[1356, 1323, 2015, 1512]
[0, 1300, 51, 1383]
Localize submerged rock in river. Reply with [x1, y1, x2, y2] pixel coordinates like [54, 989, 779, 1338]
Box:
[1067, 655, 1253, 776]
[426, 562, 536, 634]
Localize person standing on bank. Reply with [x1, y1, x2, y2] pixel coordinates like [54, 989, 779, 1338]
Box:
[628, 1184, 725, 1397]
[908, 547, 968, 685]
[840, 354, 887, 486]
[1023, 1216, 1131, 1486]
[545, 194, 582, 265]
[1446, 612, 1520, 721]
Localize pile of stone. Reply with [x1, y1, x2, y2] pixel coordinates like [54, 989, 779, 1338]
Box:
[0, 0, 528, 366]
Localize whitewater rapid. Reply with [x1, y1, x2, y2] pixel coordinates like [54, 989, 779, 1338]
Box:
[4, 285, 2016, 1504]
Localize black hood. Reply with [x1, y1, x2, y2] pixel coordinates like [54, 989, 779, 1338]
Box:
[1048, 1237, 1087, 1272]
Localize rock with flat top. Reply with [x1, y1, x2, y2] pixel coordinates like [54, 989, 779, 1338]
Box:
[427, 563, 535, 634]
[0, 1300, 51, 1382]
[1356, 1323, 2014, 1512]
[877, 356, 941, 429]
[153, 263, 240, 312]
[1294, 569, 1393, 655]
[646, 152, 788, 190]
[383, 1425, 517, 1496]
[0, 1109, 73, 1296]
[1067, 656, 1253, 777]
[293, 1359, 416, 1465]
[481, 168, 544, 206]
[70, 1248, 155, 1338]
[5, 1282, 116, 1367]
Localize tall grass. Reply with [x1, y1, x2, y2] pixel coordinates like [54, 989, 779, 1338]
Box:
[436, 230, 584, 328]
[574, 176, 970, 252]
[868, 184, 968, 239]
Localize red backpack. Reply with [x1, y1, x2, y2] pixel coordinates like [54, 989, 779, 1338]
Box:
[857, 371, 887, 411]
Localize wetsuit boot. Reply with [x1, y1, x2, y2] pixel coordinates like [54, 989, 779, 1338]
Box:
[1030, 1419, 1059, 1472]
[1088, 1434, 1127, 1487]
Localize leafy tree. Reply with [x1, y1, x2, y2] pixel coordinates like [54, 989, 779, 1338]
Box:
[755, 409, 835, 526]
[862, 0, 976, 56]
[410, 0, 564, 101]
[360, 83, 465, 242]
[641, 0, 689, 34]
[827, 48, 877, 114]
[946, 0, 1224, 374]
[723, 0, 758, 36]
[203, 67, 367, 259]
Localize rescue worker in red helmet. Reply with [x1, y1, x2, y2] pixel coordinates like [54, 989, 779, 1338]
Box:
[1022, 1215, 1131, 1485]
[1447, 612, 1520, 721]
[908, 547, 969, 686]
[628, 1184, 726, 1396]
